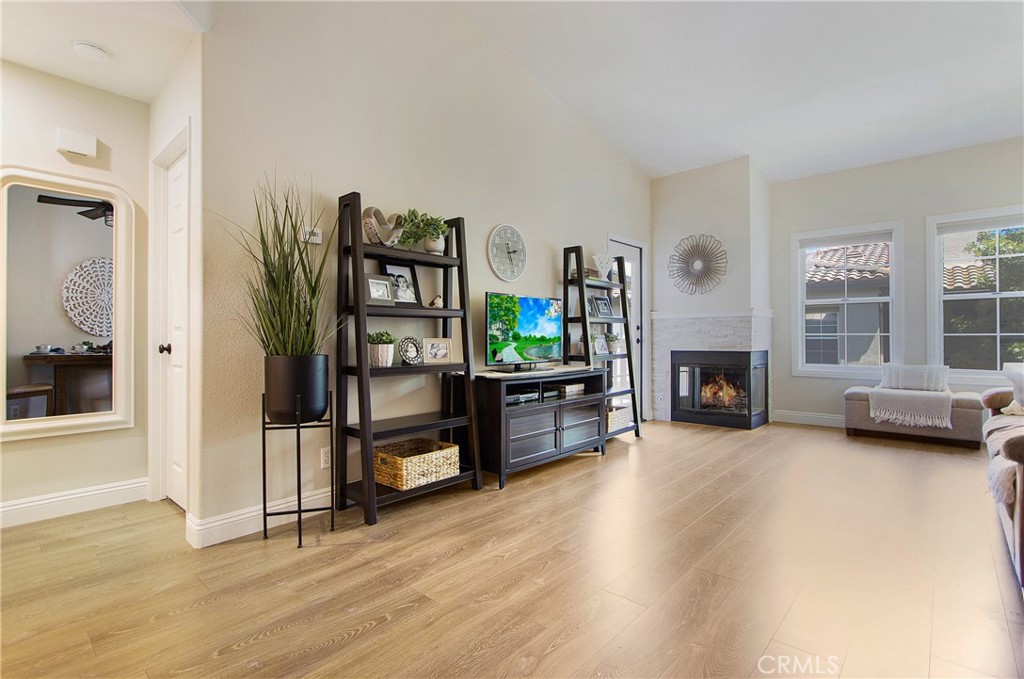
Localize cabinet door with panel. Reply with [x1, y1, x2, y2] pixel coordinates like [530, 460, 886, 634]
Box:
[507, 404, 560, 468]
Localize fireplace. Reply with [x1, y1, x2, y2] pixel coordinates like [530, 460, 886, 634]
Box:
[671, 350, 768, 429]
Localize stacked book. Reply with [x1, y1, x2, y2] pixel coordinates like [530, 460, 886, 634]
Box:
[558, 383, 586, 398]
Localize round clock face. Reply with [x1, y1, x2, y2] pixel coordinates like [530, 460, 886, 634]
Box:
[487, 224, 527, 281]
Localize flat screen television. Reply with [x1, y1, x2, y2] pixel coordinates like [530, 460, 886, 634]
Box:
[485, 293, 563, 370]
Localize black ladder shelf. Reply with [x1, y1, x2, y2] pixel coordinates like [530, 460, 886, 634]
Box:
[562, 246, 641, 439]
[336, 192, 483, 525]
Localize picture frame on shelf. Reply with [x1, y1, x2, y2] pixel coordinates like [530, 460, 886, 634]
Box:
[365, 274, 395, 306]
[380, 261, 422, 306]
[590, 295, 613, 317]
[398, 336, 423, 365]
[592, 335, 610, 355]
[423, 337, 452, 364]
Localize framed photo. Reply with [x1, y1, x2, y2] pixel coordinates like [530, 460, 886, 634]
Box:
[423, 337, 452, 364]
[398, 336, 423, 365]
[590, 295, 614, 317]
[364, 274, 395, 306]
[592, 335, 610, 355]
[380, 261, 422, 306]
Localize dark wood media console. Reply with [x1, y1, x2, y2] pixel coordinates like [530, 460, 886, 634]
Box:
[473, 367, 608, 488]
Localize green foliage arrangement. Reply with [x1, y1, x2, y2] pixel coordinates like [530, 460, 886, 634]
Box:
[488, 294, 520, 341]
[237, 178, 336, 356]
[397, 208, 449, 247]
[367, 331, 396, 345]
[604, 331, 621, 343]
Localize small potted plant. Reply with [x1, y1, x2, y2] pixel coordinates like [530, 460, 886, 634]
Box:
[368, 330, 396, 368]
[397, 208, 449, 254]
[605, 331, 624, 354]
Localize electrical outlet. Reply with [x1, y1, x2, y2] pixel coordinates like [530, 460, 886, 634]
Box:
[9, 404, 20, 419]
[303, 227, 323, 244]
[320, 447, 331, 469]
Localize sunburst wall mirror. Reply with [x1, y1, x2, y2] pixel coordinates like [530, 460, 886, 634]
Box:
[668, 234, 728, 295]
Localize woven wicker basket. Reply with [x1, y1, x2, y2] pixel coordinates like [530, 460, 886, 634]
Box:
[373, 438, 460, 490]
[606, 406, 633, 433]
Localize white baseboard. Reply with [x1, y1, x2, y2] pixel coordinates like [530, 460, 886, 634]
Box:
[185, 487, 332, 548]
[771, 410, 845, 429]
[0, 477, 148, 528]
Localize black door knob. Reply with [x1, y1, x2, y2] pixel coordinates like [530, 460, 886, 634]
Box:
[158, 343, 172, 355]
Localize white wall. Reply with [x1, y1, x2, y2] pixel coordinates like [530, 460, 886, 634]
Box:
[0, 62, 150, 500]
[197, 3, 650, 523]
[770, 137, 1024, 419]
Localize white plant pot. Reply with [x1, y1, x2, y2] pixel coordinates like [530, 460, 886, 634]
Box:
[423, 236, 445, 254]
[369, 344, 394, 368]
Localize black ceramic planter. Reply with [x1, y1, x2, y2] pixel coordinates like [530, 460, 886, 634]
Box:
[264, 354, 329, 424]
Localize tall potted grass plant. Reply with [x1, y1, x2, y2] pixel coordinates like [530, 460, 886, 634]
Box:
[238, 178, 336, 424]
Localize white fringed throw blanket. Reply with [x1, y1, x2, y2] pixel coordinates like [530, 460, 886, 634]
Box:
[868, 387, 953, 429]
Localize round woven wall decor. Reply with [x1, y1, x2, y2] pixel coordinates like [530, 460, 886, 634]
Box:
[62, 256, 113, 337]
[668, 234, 728, 295]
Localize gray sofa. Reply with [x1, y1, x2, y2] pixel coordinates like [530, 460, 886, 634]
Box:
[844, 385, 983, 448]
[982, 366, 1024, 588]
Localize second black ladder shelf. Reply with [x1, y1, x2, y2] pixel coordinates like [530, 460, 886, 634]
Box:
[336, 192, 482, 525]
[562, 245, 642, 439]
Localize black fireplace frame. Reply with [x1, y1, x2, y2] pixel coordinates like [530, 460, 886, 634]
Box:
[670, 350, 768, 430]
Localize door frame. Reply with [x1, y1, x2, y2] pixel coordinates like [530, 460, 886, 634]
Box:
[147, 125, 191, 505]
[608, 233, 650, 421]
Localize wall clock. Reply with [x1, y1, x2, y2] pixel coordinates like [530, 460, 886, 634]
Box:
[487, 224, 527, 281]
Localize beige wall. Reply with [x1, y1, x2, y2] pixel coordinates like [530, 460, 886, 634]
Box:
[652, 157, 752, 315]
[198, 3, 650, 519]
[770, 137, 1024, 419]
[0, 62, 150, 499]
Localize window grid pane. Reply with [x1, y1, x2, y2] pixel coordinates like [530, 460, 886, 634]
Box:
[940, 225, 1024, 370]
[802, 240, 893, 368]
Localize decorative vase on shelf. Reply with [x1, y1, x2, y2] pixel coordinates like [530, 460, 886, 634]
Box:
[423, 236, 445, 254]
[369, 344, 394, 368]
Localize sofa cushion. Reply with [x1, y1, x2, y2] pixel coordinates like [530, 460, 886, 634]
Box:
[844, 386, 982, 409]
[879, 364, 949, 391]
[982, 387, 1015, 411]
[1005, 363, 1024, 405]
[988, 455, 1017, 505]
[985, 414, 1024, 463]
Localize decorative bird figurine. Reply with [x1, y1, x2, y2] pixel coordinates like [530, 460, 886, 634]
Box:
[428, 295, 444, 308]
[361, 207, 405, 247]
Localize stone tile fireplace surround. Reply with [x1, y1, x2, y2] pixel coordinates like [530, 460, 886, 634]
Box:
[651, 312, 772, 422]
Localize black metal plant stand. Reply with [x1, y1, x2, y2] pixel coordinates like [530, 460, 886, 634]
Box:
[262, 392, 335, 548]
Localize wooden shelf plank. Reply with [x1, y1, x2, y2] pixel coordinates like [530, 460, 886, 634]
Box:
[607, 423, 639, 438]
[343, 305, 465, 319]
[567, 277, 624, 290]
[343, 245, 461, 267]
[342, 467, 476, 506]
[566, 316, 626, 324]
[343, 412, 472, 440]
[340, 363, 468, 377]
[606, 387, 635, 398]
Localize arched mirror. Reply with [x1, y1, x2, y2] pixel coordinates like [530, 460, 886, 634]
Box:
[1, 167, 134, 441]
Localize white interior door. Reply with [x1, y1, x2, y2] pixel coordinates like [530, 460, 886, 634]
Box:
[609, 238, 645, 419]
[163, 151, 189, 508]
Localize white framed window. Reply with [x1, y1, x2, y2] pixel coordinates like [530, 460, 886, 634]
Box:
[791, 222, 902, 378]
[927, 206, 1024, 378]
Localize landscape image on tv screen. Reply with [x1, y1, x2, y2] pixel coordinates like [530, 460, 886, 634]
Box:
[487, 294, 562, 365]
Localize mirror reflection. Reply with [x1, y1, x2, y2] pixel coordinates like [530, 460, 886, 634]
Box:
[6, 184, 114, 419]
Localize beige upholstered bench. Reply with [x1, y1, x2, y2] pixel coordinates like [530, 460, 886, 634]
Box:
[844, 385, 983, 449]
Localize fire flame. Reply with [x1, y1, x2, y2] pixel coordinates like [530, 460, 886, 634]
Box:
[701, 373, 742, 409]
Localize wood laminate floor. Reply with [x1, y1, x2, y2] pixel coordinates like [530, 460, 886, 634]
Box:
[2, 421, 1022, 678]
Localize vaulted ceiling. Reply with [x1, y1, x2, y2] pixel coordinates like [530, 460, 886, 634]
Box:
[3, 2, 1021, 182]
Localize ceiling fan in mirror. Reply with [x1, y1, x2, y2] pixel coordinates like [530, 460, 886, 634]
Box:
[36, 194, 114, 227]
